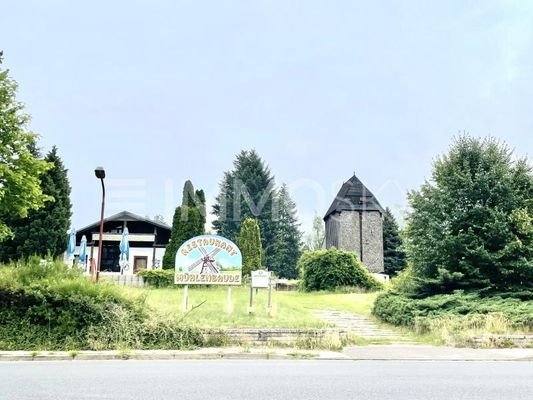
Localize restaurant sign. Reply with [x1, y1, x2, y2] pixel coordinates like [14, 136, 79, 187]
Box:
[175, 235, 242, 285]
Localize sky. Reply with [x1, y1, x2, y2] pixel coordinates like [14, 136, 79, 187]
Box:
[1, 0, 532, 233]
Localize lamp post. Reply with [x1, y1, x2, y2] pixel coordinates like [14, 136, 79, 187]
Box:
[95, 167, 106, 282]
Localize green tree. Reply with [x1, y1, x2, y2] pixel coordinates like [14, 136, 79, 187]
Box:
[212, 150, 277, 266]
[0, 52, 50, 241]
[0, 146, 72, 261]
[238, 218, 262, 277]
[405, 135, 533, 294]
[303, 213, 325, 251]
[383, 207, 406, 276]
[162, 181, 205, 269]
[269, 184, 302, 278]
[195, 188, 206, 228]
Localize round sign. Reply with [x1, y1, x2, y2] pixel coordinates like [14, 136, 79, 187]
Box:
[175, 235, 242, 285]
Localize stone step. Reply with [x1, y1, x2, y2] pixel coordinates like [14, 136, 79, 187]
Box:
[313, 309, 411, 342]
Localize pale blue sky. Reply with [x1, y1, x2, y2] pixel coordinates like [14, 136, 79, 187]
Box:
[1, 1, 532, 232]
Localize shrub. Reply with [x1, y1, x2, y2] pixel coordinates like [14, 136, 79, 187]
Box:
[0, 258, 203, 350]
[298, 248, 383, 292]
[138, 269, 175, 288]
[373, 291, 533, 330]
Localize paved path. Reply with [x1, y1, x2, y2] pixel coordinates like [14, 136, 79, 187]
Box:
[313, 309, 412, 343]
[343, 345, 533, 361]
[1, 360, 532, 400]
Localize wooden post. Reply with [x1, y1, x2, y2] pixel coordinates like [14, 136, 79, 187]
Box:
[267, 279, 273, 316]
[183, 285, 189, 312]
[248, 285, 254, 314]
[226, 287, 232, 314]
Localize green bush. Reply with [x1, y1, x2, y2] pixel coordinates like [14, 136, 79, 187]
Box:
[0, 258, 203, 350]
[373, 290, 533, 330]
[298, 248, 383, 292]
[138, 269, 175, 288]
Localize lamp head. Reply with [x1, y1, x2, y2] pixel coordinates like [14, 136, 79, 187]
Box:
[94, 167, 106, 179]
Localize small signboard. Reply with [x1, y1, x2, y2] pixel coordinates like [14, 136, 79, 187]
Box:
[175, 235, 242, 285]
[251, 270, 271, 288]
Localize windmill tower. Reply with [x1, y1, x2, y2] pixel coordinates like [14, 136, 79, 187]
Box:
[324, 174, 384, 273]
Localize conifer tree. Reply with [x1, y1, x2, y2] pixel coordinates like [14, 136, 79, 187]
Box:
[212, 150, 277, 266]
[269, 184, 302, 278]
[238, 218, 262, 277]
[406, 135, 533, 293]
[0, 146, 72, 261]
[383, 207, 406, 276]
[163, 181, 205, 269]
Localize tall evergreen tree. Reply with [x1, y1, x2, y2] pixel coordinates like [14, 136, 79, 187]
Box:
[269, 184, 302, 278]
[238, 218, 262, 277]
[383, 207, 406, 276]
[195, 189, 206, 229]
[406, 135, 533, 293]
[182, 180, 196, 207]
[163, 181, 205, 269]
[212, 150, 278, 266]
[0, 52, 50, 241]
[0, 146, 72, 261]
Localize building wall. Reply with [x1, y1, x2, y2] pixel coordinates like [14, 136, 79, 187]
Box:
[325, 210, 384, 273]
[73, 245, 167, 275]
[338, 211, 361, 256]
[325, 215, 340, 248]
[361, 211, 384, 273]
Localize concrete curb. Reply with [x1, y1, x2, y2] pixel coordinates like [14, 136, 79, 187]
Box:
[0, 348, 350, 362]
[1, 346, 532, 362]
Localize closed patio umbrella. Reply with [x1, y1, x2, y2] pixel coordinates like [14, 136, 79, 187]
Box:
[66, 228, 76, 266]
[119, 227, 130, 274]
[78, 235, 87, 270]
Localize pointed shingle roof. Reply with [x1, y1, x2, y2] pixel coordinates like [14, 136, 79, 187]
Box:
[324, 174, 384, 220]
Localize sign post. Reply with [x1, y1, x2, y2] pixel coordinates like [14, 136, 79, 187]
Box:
[248, 284, 254, 314]
[182, 284, 189, 312]
[267, 278, 273, 316]
[227, 287, 232, 314]
[250, 270, 272, 315]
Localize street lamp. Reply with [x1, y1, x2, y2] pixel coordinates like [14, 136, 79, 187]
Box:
[95, 167, 106, 282]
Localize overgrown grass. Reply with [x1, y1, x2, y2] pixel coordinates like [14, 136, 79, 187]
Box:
[123, 286, 379, 328]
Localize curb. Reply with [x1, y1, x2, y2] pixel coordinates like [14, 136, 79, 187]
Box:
[0, 349, 350, 362]
[1, 347, 532, 362]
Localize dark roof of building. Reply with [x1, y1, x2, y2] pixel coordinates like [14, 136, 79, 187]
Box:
[77, 210, 171, 233]
[324, 174, 384, 220]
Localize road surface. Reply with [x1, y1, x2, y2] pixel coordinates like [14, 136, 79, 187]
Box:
[1, 360, 532, 399]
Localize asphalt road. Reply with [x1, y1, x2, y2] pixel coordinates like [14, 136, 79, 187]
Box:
[1, 360, 532, 400]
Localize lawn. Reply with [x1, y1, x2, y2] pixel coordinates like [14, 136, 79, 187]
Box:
[124, 286, 379, 329]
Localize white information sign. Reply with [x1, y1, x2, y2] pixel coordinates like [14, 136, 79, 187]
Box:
[251, 270, 270, 288]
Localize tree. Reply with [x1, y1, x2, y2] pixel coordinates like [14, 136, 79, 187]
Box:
[383, 207, 406, 276]
[405, 135, 533, 294]
[212, 150, 278, 266]
[303, 213, 325, 251]
[195, 188, 206, 229]
[269, 184, 302, 278]
[0, 52, 50, 241]
[238, 218, 262, 277]
[153, 214, 165, 224]
[162, 181, 205, 269]
[182, 180, 206, 229]
[0, 146, 72, 261]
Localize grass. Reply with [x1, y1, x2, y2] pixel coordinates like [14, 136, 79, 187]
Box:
[123, 286, 379, 329]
